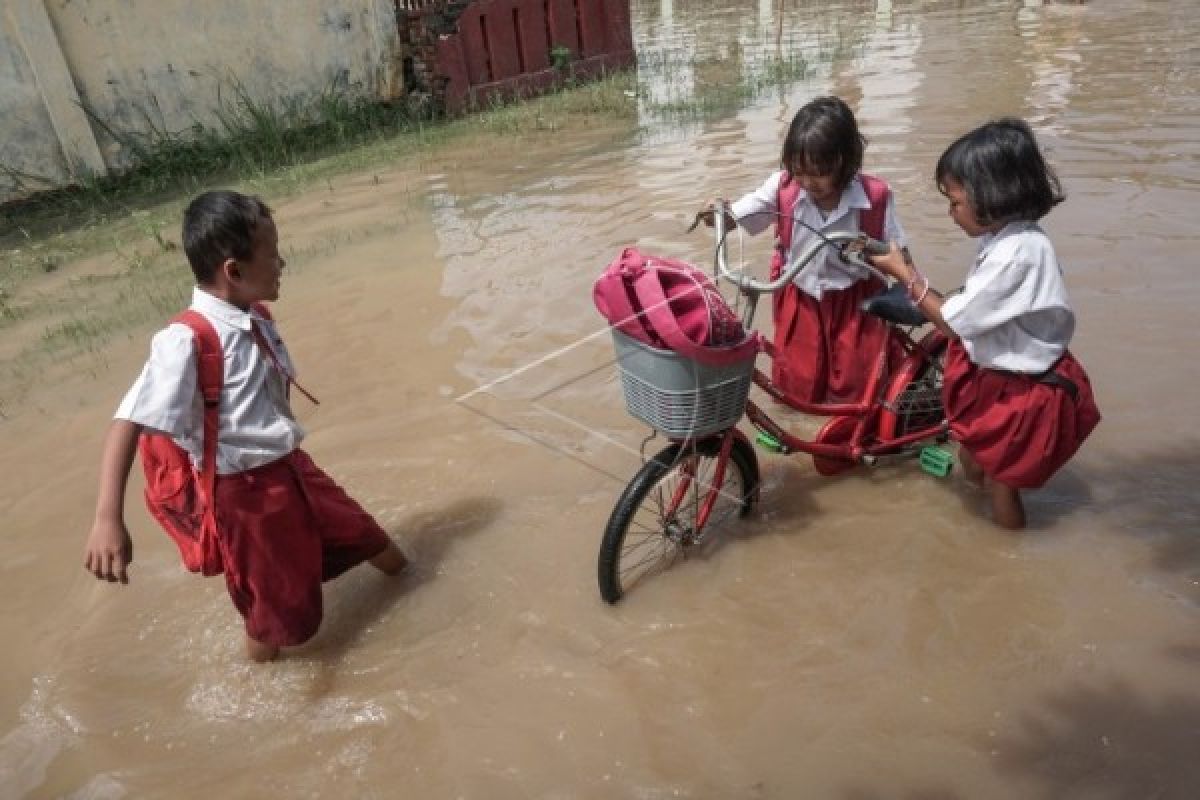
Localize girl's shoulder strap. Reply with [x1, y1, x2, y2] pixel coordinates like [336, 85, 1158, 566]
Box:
[775, 171, 803, 250]
[858, 173, 891, 241]
[776, 171, 802, 213]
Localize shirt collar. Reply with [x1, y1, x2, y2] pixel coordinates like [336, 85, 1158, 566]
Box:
[842, 175, 871, 211]
[976, 220, 1039, 262]
[796, 174, 869, 220]
[191, 287, 257, 331]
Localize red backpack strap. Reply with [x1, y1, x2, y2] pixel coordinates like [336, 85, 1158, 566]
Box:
[858, 173, 891, 241]
[628, 261, 760, 366]
[593, 248, 659, 345]
[172, 311, 222, 541]
[772, 173, 803, 280]
[251, 301, 273, 321]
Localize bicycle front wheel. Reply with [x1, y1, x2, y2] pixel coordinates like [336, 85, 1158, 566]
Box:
[598, 435, 759, 604]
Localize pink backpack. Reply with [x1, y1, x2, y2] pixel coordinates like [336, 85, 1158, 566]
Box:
[593, 247, 760, 366]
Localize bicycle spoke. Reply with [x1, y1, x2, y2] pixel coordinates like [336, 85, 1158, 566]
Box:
[620, 538, 676, 581]
[599, 437, 758, 603]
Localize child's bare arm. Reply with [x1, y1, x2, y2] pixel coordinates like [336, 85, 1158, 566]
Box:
[868, 243, 957, 340]
[84, 419, 143, 584]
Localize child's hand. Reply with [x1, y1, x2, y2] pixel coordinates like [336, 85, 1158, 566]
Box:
[84, 518, 134, 583]
[694, 198, 736, 230]
[866, 242, 913, 282]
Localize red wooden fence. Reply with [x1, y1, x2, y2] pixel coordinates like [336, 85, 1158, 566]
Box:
[428, 0, 634, 113]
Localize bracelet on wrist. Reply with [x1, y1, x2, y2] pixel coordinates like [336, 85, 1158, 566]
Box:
[905, 269, 930, 304]
[913, 280, 931, 305]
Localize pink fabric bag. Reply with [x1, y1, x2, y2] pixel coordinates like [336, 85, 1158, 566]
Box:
[593, 247, 760, 366]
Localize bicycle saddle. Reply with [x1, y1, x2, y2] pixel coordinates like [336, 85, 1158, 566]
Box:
[861, 281, 927, 326]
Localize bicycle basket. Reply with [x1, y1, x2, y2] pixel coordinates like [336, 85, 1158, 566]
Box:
[612, 330, 756, 438]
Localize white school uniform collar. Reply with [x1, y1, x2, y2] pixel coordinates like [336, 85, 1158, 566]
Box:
[794, 174, 871, 222]
[976, 220, 1040, 262]
[191, 286, 261, 332]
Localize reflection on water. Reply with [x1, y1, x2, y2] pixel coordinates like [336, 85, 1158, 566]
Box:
[3, 1, 1200, 797]
[632, 0, 923, 125]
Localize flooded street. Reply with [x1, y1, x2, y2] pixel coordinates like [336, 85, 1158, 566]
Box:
[3, 0, 1200, 797]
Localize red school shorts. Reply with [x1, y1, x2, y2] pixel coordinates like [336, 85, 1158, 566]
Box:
[771, 276, 902, 405]
[941, 341, 1101, 489]
[213, 449, 391, 647]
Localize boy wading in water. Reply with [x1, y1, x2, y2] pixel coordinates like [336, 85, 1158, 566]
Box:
[83, 190, 407, 662]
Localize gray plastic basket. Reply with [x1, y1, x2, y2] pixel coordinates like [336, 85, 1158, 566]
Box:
[611, 330, 756, 438]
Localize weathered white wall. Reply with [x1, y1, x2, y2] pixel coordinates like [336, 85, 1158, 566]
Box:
[0, 0, 402, 203]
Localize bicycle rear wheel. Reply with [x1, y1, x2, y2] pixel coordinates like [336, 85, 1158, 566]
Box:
[878, 331, 949, 441]
[598, 435, 759, 604]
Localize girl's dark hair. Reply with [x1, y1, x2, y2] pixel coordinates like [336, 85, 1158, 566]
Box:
[935, 117, 1064, 225]
[182, 190, 273, 284]
[779, 96, 865, 189]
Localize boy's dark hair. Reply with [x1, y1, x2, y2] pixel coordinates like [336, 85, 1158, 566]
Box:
[779, 96, 865, 189]
[182, 191, 273, 285]
[935, 117, 1064, 225]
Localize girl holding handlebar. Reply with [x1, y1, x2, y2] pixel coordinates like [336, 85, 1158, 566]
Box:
[706, 95, 909, 406]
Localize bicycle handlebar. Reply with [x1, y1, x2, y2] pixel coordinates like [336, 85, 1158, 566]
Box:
[859, 237, 891, 256]
[710, 200, 890, 294]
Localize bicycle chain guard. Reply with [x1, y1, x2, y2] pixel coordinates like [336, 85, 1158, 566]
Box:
[811, 416, 858, 476]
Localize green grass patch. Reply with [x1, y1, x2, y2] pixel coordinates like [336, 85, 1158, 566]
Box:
[1, 72, 638, 247]
[0, 38, 848, 411]
[634, 35, 863, 119]
[0, 71, 641, 409]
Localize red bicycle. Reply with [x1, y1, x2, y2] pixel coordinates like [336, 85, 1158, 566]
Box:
[598, 203, 950, 603]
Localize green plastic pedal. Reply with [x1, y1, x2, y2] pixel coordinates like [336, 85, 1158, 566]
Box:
[756, 432, 785, 453]
[919, 445, 953, 477]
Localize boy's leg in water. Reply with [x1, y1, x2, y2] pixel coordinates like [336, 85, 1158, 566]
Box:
[369, 540, 409, 575]
[990, 482, 1026, 530]
[246, 635, 280, 663]
[287, 450, 407, 580]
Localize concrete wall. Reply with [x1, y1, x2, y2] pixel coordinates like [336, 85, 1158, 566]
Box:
[0, 0, 402, 203]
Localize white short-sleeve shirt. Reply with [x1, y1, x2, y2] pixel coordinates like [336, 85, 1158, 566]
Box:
[940, 221, 1075, 373]
[730, 171, 907, 299]
[115, 288, 305, 474]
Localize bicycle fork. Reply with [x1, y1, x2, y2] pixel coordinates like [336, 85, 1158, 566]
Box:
[664, 431, 737, 546]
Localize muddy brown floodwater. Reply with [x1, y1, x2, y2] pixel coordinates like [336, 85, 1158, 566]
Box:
[2, 1, 1199, 798]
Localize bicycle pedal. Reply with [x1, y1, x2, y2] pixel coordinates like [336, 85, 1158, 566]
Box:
[755, 432, 786, 453]
[919, 445, 953, 477]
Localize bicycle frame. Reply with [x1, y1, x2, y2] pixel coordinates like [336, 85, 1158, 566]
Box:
[744, 332, 946, 461]
[665, 429, 739, 538]
[598, 208, 950, 602]
[694, 202, 947, 462]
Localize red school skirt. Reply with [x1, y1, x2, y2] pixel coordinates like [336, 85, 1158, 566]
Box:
[213, 449, 391, 647]
[772, 276, 901, 405]
[941, 341, 1101, 489]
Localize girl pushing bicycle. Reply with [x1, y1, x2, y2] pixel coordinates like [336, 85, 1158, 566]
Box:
[594, 113, 1099, 603]
[868, 117, 1101, 529]
[706, 95, 909, 405]
[597, 99, 944, 603]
